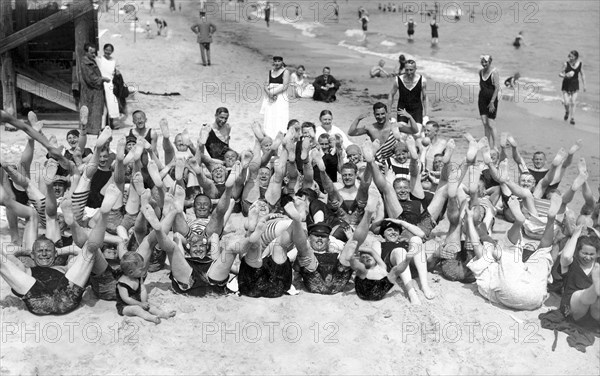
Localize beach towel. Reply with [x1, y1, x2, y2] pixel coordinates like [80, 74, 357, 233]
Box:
[539, 309, 600, 353]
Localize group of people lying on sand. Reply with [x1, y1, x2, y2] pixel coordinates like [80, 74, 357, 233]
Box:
[0, 103, 598, 326]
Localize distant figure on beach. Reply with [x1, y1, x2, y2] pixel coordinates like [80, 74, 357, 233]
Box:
[430, 18, 439, 44]
[388, 59, 428, 129]
[478, 54, 500, 147]
[170, 0, 175, 12]
[155, 18, 167, 36]
[150, 0, 155, 14]
[504, 73, 521, 88]
[312, 67, 341, 103]
[260, 56, 290, 139]
[513, 31, 524, 48]
[359, 7, 369, 33]
[191, 11, 217, 66]
[394, 54, 407, 76]
[560, 50, 586, 125]
[370, 60, 391, 78]
[405, 17, 415, 40]
[265, 2, 271, 27]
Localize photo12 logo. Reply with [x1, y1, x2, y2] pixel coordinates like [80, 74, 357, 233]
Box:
[1, 321, 139, 344]
[200, 321, 339, 344]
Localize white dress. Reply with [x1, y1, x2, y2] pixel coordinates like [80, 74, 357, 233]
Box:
[96, 56, 119, 118]
[290, 72, 315, 98]
[260, 69, 289, 140]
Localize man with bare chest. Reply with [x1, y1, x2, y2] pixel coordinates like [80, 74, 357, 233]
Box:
[348, 102, 419, 162]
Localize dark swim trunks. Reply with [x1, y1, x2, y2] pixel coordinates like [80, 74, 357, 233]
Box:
[299, 252, 353, 295]
[12, 267, 85, 315]
[170, 257, 229, 297]
[238, 256, 292, 298]
[438, 241, 476, 283]
[354, 276, 394, 301]
[90, 264, 121, 301]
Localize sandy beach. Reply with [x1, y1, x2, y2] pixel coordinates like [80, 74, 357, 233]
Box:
[1, 1, 599, 374]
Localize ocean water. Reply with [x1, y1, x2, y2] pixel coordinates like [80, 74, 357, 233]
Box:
[252, 0, 599, 114]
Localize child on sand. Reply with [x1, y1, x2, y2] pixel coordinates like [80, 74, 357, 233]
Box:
[116, 251, 176, 323]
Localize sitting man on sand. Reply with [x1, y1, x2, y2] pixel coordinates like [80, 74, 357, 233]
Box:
[312, 67, 341, 103]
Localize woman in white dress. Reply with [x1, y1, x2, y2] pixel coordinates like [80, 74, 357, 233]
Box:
[260, 56, 290, 139]
[315, 109, 353, 148]
[96, 43, 120, 124]
[290, 65, 314, 99]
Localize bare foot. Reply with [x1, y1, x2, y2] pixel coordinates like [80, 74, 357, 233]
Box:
[463, 133, 476, 143]
[60, 198, 75, 226]
[96, 127, 112, 148]
[150, 316, 161, 324]
[362, 140, 375, 163]
[466, 138, 479, 163]
[507, 196, 526, 223]
[100, 184, 121, 213]
[159, 118, 170, 139]
[226, 161, 240, 188]
[497, 160, 510, 183]
[571, 169, 589, 192]
[132, 172, 145, 194]
[552, 148, 567, 167]
[421, 283, 436, 300]
[133, 138, 145, 161]
[507, 134, 518, 148]
[271, 131, 284, 151]
[142, 203, 162, 230]
[568, 139, 583, 155]
[365, 192, 378, 213]
[147, 160, 163, 187]
[577, 157, 587, 175]
[249, 216, 267, 243]
[79, 106, 89, 126]
[300, 137, 311, 161]
[310, 148, 325, 171]
[199, 124, 210, 145]
[592, 263, 600, 297]
[49, 135, 59, 149]
[547, 192, 562, 218]
[173, 185, 186, 212]
[44, 159, 59, 183]
[246, 204, 260, 233]
[405, 136, 419, 160]
[112, 140, 124, 163]
[407, 287, 422, 305]
[241, 150, 253, 168]
[174, 158, 185, 181]
[442, 139, 455, 164]
[163, 192, 174, 214]
[159, 310, 177, 319]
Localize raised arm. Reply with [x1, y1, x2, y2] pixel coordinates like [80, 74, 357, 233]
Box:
[348, 112, 370, 137]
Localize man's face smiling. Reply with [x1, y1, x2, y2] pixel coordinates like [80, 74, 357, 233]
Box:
[404, 63, 416, 78]
[374, 108, 387, 125]
[32, 241, 57, 267]
[309, 234, 329, 253]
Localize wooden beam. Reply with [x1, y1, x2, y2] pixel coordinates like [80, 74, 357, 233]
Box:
[15, 65, 72, 94]
[0, 1, 93, 55]
[1, 0, 17, 120]
[16, 73, 77, 111]
[15, 0, 29, 61]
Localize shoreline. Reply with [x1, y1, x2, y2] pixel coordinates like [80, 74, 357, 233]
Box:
[0, 1, 599, 375]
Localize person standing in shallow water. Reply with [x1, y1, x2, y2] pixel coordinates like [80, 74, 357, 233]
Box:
[478, 55, 499, 147]
[191, 11, 217, 66]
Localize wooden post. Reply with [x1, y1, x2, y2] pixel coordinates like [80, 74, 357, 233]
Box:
[0, 0, 17, 128]
[15, 0, 31, 112]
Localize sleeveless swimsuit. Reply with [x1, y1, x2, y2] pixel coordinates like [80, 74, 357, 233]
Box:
[561, 61, 582, 93]
[478, 69, 499, 119]
[205, 128, 229, 160]
[115, 277, 143, 315]
[396, 75, 424, 124]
